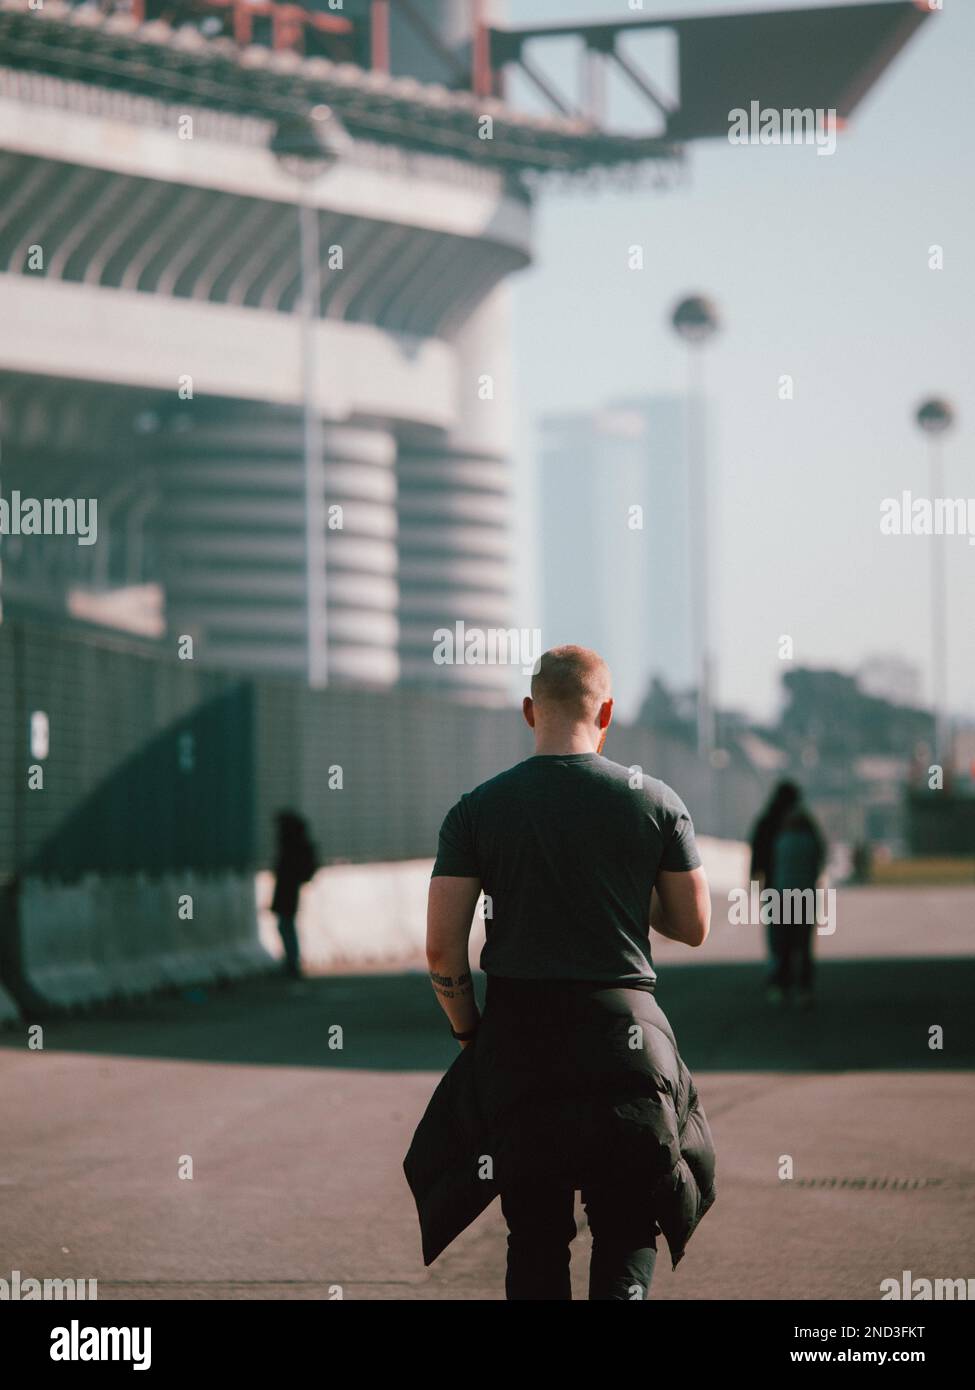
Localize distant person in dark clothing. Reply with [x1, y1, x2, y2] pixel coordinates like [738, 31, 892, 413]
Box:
[852, 840, 873, 885]
[749, 780, 800, 889]
[750, 783, 826, 1008]
[271, 811, 318, 979]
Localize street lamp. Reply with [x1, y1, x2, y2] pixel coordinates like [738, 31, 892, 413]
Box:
[671, 294, 721, 770]
[271, 107, 345, 688]
[914, 396, 955, 764]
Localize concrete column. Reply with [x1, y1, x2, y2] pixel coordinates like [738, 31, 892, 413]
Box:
[397, 285, 513, 702]
[157, 402, 398, 686]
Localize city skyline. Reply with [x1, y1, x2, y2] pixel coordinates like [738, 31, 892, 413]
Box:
[510, 0, 973, 725]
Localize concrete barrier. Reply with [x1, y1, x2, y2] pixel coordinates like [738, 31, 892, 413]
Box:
[696, 836, 751, 896]
[255, 838, 750, 974]
[14, 872, 272, 1011]
[256, 861, 433, 972]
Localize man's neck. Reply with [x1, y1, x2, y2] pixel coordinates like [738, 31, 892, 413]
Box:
[533, 732, 599, 756]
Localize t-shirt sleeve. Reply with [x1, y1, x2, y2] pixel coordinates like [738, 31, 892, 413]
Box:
[659, 792, 703, 872]
[431, 796, 480, 878]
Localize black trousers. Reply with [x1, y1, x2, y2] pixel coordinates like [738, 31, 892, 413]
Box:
[275, 914, 301, 976]
[766, 921, 815, 992]
[500, 1177, 657, 1300]
[480, 974, 667, 1300]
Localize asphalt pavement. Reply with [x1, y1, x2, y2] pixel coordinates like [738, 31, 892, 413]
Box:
[1, 887, 972, 1300]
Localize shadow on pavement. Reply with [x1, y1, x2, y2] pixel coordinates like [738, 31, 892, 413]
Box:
[1, 957, 972, 1073]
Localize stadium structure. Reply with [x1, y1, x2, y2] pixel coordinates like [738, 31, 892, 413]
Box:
[0, 1, 933, 1018]
[0, 0, 931, 700]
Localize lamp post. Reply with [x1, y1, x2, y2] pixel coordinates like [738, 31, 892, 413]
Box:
[671, 294, 721, 769]
[914, 396, 955, 764]
[271, 108, 344, 688]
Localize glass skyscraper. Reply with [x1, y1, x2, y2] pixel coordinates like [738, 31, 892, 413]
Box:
[538, 395, 697, 722]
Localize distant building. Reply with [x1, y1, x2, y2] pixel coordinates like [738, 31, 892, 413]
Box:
[539, 395, 695, 721]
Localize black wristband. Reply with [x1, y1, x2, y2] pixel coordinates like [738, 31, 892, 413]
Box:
[450, 1019, 480, 1041]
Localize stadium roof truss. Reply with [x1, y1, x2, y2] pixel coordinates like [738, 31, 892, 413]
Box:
[0, 1, 932, 174]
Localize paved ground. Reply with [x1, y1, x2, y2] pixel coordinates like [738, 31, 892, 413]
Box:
[1, 887, 973, 1301]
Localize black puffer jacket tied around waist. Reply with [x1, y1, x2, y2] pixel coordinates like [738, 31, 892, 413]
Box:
[403, 977, 716, 1271]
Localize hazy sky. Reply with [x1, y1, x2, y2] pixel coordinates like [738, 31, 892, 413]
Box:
[507, 0, 973, 723]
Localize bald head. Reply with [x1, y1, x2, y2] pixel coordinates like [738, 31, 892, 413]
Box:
[528, 645, 613, 742]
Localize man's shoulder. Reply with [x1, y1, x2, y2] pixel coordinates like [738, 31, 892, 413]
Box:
[439, 761, 529, 820]
[595, 757, 689, 810]
[465, 758, 535, 801]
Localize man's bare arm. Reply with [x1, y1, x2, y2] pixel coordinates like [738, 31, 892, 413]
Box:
[426, 875, 482, 1041]
[650, 866, 711, 947]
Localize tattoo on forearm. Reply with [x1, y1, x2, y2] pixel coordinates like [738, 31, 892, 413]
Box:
[430, 970, 473, 1000]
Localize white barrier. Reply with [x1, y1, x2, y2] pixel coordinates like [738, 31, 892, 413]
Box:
[696, 836, 752, 896]
[256, 861, 433, 971]
[255, 838, 750, 974]
[19, 873, 272, 1009]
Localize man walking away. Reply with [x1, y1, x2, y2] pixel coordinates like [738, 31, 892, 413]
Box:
[419, 645, 715, 1300]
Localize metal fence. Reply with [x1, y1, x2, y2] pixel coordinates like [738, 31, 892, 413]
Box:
[0, 617, 771, 881]
[0, 618, 254, 877]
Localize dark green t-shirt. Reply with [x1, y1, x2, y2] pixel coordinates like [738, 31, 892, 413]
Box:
[431, 751, 701, 992]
